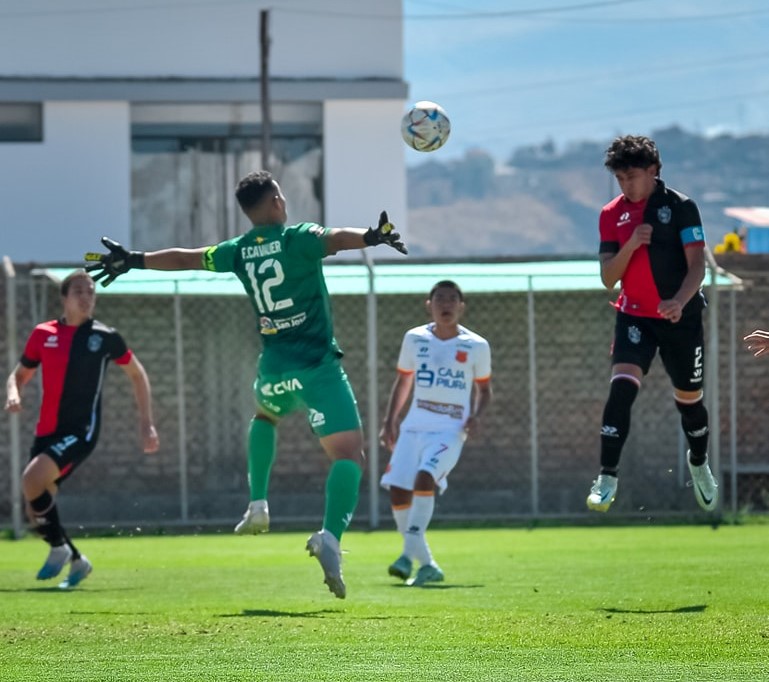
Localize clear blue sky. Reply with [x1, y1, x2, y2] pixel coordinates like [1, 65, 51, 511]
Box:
[403, 0, 769, 162]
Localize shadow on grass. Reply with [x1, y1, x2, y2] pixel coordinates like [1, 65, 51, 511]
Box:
[599, 604, 707, 615]
[390, 583, 485, 590]
[0, 585, 136, 594]
[219, 609, 340, 619]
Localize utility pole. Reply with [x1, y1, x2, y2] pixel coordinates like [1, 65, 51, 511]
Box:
[260, 9, 272, 171]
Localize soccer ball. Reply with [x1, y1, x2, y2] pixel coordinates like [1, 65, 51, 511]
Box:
[401, 101, 451, 152]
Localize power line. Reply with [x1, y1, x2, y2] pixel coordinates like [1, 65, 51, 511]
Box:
[481, 88, 769, 139]
[429, 49, 769, 99]
[402, 0, 769, 22]
[531, 6, 769, 23]
[0, 0, 766, 24]
[406, 0, 648, 19]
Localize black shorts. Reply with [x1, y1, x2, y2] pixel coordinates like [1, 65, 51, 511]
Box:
[31, 433, 97, 485]
[611, 311, 705, 392]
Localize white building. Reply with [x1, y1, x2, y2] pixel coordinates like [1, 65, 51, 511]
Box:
[0, 0, 408, 262]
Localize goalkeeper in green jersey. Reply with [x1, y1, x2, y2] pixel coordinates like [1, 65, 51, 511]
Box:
[85, 170, 407, 599]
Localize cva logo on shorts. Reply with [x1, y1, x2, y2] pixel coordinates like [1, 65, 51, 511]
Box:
[260, 378, 303, 396]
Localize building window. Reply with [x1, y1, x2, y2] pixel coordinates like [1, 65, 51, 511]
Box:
[0, 103, 43, 142]
[131, 103, 322, 249]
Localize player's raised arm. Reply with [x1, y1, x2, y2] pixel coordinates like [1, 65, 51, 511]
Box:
[84, 237, 208, 287]
[325, 211, 407, 256]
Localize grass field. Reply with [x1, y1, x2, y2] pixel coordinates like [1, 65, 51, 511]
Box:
[1, 524, 767, 681]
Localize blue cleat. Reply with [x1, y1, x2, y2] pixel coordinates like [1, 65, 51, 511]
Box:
[410, 563, 444, 587]
[388, 555, 413, 581]
[36, 544, 73, 580]
[59, 555, 93, 589]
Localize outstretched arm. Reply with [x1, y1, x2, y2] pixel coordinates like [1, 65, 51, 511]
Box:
[120, 354, 160, 453]
[85, 237, 208, 287]
[143, 247, 209, 271]
[325, 211, 407, 256]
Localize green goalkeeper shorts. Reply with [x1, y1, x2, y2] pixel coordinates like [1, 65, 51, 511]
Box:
[253, 358, 362, 437]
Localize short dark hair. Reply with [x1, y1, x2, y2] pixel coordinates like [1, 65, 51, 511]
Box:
[429, 280, 464, 302]
[604, 135, 662, 173]
[60, 269, 93, 296]
[235, 170, 276, 211]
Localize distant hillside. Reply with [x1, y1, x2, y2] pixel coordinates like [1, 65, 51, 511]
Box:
[405, 126, 769, 257]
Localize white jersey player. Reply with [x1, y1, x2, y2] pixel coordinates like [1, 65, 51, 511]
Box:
[379, 280, 492, 586]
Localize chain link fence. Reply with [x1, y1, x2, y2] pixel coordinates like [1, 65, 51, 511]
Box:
[1, 255, 767, 536]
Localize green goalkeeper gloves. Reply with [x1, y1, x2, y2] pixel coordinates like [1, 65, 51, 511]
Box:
[84, 237, 145, 287]
[363, 211, 408, 254]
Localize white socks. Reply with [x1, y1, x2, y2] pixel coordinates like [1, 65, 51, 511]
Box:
[402, 492, 435, 567]
[392, 506, 410, 536]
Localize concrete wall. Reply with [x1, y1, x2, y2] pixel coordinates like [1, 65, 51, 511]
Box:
[0, 1, 408, 262]
[323, 99, 408, 235]
[1, 102, 131, 262]
[0, 1, 402, 78]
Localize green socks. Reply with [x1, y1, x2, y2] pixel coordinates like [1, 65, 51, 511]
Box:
[248, 417, 361, 540]
[323, 459, 362, 541]
[247, 417, 277, 501]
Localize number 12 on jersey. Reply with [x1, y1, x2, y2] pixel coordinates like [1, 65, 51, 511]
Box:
[245, 260, 293, 313]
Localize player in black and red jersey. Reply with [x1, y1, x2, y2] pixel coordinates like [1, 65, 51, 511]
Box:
[4, 270, 159, 587]
[586, 135, 718, 513]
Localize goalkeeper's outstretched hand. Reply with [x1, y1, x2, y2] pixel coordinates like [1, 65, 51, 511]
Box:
[84, 237, 145, 287]
[363, 211, 408, 255]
